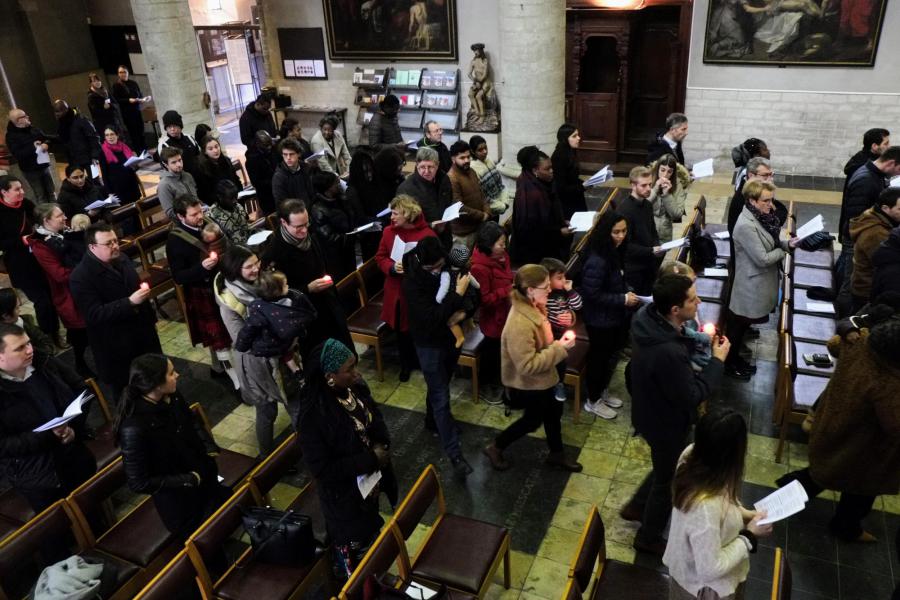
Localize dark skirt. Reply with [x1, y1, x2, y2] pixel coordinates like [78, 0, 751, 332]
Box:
[185, 285, 232, 351]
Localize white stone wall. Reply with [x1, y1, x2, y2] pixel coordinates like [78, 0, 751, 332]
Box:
[684, 88, 900, 177]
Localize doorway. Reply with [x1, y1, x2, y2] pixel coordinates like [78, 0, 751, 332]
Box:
[565, 3, 691, 170]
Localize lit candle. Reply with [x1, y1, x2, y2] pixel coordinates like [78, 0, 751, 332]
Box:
[209, 251, 217, 260]
[321, 274, 332, 283]
[561, 330, 576, 343]
[702, 323, 717, 336]
[140, 282, 149, 291]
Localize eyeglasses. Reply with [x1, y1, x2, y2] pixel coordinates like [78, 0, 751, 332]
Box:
[533, 284, 551, 292]
[754, 171, 775, 179]
[93, 240, 120, 248]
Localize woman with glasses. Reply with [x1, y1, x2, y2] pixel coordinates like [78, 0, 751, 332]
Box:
[99, 126, 142, 206]
[724, 181, 799, 380]
[483, 263, 581, 472]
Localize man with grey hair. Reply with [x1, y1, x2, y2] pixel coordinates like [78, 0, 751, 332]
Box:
[727, 156, 774, 237]
[416, 120, 451, 172]
[647, 112, 688, 165]
[398, 146, 452, 245]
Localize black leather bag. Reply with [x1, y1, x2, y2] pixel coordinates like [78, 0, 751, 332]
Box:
[240, 506, 316, 566]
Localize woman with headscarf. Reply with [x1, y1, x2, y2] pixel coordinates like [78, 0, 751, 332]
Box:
[298, 338, 396, 579]
[551, 124, 587, 220]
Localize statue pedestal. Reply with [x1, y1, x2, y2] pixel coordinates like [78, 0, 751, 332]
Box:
[460, 130, 503, 162]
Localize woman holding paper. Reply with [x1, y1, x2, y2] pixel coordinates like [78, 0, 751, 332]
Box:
[297, 338, 395, 578]
[56, 164, 111, 222]
[664, 409, 772, 599]
[30, 203, 92, 377]
[116, 353, 230, 538]
[99, 127, 141, 205]
[375, 194, 437, 381]
[648, 153, 689, 242]
[725, 180, 799, 380]
[551, 124, 587, 220]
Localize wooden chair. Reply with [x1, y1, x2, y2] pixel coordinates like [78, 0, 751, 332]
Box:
[338, 522, 410, 600]
[392, 465, 511, 598]
[134, 227, 176, 304]
[794, 247, 834, 269]
[457, 325, 485, 403]
[567, 505, 670, 599]
[109, 202, 141, 242]
[137, 195, 168, 230]
[83, 377, 120, 470]
[0, 516, 19, 544]
[232, 157, 249, 188]
[337, 271, 387, 381]
[189, 403, 257, 488]
[133, 550, 203, 600]
[0, 500, 142, 600]
[246, 433, 301, 506]
[564, 340, 589, 423]
[185, 483, 331, 600]
[791, 287, 837, 318]
[0, 489, 32, 529]
[357, 257, 385, 306]
[774, 333, 830, 462]
[770, 547, 791, 600]
[560, 577, 582, 600]
[792, 265, 834, 291]
[66, 457, 179, 571]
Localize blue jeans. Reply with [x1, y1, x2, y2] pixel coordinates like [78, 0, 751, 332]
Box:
[415, 344, 462, 460]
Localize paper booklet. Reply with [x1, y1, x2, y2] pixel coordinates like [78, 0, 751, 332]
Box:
[569, 211, 597, 232]
[348, 222, 377, 234]
[304, 149, 326, 162]
[436, 201, 463, 223]
[83, 197, 121, 211]
[237, 187, 256, 199]
[583, 166, 611, 188]
[390, 236, 417, 264]
[36, 146, 50, 166]
[33, 390, 95, 432]
[246, 230, 273, 246]
[660, 237, 687, 251]
[357, 470, 381, 499]
[795, 214, 824, 241]
[704, 268, 729, 277]
[713, 231, 730, 239]
[753, 479, 808, 525]
[376, 206, 391, 218]
[692, 158, 715, 179]
[124, 150, 151, 168]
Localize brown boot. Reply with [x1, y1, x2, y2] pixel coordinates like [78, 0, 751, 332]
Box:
[546, 451, 583, 472]
[482, 443, 510, 471]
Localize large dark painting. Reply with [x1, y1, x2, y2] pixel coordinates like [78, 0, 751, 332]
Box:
[703, 0, 887, 66]
[323, 0, 458, 61]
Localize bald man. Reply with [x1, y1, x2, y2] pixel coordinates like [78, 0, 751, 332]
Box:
[5, 109, 55, 203]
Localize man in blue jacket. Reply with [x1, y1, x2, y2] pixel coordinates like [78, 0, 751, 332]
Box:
[621, 273, 730, 556]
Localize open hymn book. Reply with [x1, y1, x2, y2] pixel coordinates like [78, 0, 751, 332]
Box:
[753, 479, 809, 525]
[32, 390, 94, 432]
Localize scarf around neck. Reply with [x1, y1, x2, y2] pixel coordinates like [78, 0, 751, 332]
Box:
[35, 225, 63, 241]
[281, 224, 311, 251]
[101, 140, 135, 165]
[745, 200, 782, 245]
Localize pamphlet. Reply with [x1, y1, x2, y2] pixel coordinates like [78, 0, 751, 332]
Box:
[84, 197, 121, 211]
[376, 207, 391, 218]
[659, 237, 687, 251]
[713, 231, 730, 239]
[237, 187, 256, 199]
[704, 268, 729, 277]
[408, 70, 421, 87]
[348, 222, 377, 235]
[692, 158, 715, 179]
[406, 581, 439, 600]
[795, 214, 824, 241]
[90, 163, 101, 179]
[390, 236, 417, 264]
[583, 166, 611, 188]
[36, 146, 50, 166]
[636, 295, 653, 304]
[753, 479, 808, 525]
[33, 390, 95, 432]
[890, 175, 900, 189]
[569, 211, 597, 232]
[305, 149, 326, 162]
[437, 201, 463, 223]
[124, 150, 151, 168]
[246, 230, 273, 246]
[357, 470, 381, 499]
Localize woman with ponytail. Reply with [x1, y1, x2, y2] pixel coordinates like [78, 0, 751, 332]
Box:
[116, 353, 230, 538]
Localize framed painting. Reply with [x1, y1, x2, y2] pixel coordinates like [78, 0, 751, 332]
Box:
[323, 0, 458, 61]
[702, 0, 887, 66]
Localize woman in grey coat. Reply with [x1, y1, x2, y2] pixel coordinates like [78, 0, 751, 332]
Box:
[724, 180, 798, 380]
[214, 245, 296, 456]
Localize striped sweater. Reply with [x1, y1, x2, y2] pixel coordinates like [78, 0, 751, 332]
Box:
[546, 288, 583, 337]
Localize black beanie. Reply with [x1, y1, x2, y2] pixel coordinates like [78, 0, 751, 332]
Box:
[162, 110, 183, 129]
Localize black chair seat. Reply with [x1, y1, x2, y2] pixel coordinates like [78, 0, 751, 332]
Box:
[793, 266, 834, 290]
[80, 549, 141, 591]
[0, 488, 34, 523]
[565, 340, 589, 375]
[96, 500, 176, 567]
[705, 223, 727, 235]
[368, 290, 384, 306]
[460, 327, 484, 357]
[792, 314, 836, 343]
[714, 238, 731, 258]
[85, 424, 120, 469]
[285, 481, 330, 544]
[411, 513, 508, 594]
[695, 277, 725, 302]
[795, 340, 836, 376]
[792, 374, 830, 411]
[217, 558, 320, 600]
[216, 450, 257, 489]
[347, 304, 387, 337]
[591, 560, 670, 600]
[793, 288, 836, 316]
[146, 267, 172, 287]
[794, 247, 834, 269]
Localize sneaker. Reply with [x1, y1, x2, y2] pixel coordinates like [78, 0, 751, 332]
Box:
[585, 400, 618, 420]
[601, 391, 624, 409]
[554, 383, 566, 402]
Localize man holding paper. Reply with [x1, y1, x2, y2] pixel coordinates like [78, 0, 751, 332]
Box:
[446, 141, 490, 249]
[6, 109, 56, 203]
[0, 323, 96, 512]
[612, 166, 663, 295]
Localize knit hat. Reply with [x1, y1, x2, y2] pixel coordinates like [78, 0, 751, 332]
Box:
[448, 244, 470, 269]
[162, 110, 183, 129]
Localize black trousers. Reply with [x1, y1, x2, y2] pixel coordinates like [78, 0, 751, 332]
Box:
[585, 324, 629, 401]
[630, 433, 689, 543]
[66, 327, 92, 377]
[396, 330, 419, 373]
[782, 468, 876, 540]
[18, 282, 59, 336]
[495, 387, 563, 453]
[724, 309, 754, 366]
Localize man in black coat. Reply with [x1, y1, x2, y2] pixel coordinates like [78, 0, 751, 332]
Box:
[367, 94, 402, 151]
[245, 131, 277, 215]
[261, 199, 353, 357]
[397, 146, 452, 247]
[646, 112, 688, 165]
[416, 120, 451, 172]
[156, 110, 201, 178]
[272, 138, 315, 207]
[836, 146, 900, 316]
[70, 223, 161, 399]
[53, 100, 101, 171]
[622, 274, 729, 555]
[612, 167, 663, 296]
[111, 66, 149, 153]
[239, 94, 277, 150]
[843, 128, 890, 193]
[6, 108, 56, 203]
[0, 323, 97, 512]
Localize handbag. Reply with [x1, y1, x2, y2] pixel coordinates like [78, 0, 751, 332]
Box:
[240, 506, 317, 566]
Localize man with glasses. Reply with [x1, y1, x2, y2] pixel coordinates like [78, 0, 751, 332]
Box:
[5, 109, 56, 203]
[70, 223, 161, 398]
[416, 120, 451, 173]
[261, 199, 352, 358]
[727, 156, 774, 239]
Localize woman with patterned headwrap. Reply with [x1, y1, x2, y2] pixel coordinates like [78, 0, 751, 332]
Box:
[297, 338, 397, 579]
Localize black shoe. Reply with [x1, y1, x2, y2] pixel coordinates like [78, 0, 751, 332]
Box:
[724, 364, 752, 381]
[451, 456, 473, 478]
[210, 368, 228, 380]
[399, 369, 411, 382]
[424, 418, 438, 433]
[633, 536, 667, 556]
[736, 358, 757, 374]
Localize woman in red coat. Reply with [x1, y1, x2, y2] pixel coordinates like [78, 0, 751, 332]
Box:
[375, 194, 436, 381]
[30, 203, 92, 377]
[470, 221, 513, 389]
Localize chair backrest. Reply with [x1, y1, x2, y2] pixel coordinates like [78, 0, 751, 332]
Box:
[340, 522, 410, 600]
[136, 226, 172, 268]
[134, 549, 201, 600]
[771, 547, 791, 600]
[393, 464, 444, 541]
[186, 483, 257, 594]
[66, 457, 126, 545]
[247, 433, 301, 499]
[357, 258, 385, 304]
[336, 271, 364, 317]
[569, 505, 605, 592]
[85, 377, 113, 424]
[0, 501, 84, 599]
[189, 402, 213, 435]
[109, 202, 140, 238]
[695, 195, 708, 229]
[565, 251, 586, 286]
[137, 195, 167, 230]
[561, 577, 583, 600]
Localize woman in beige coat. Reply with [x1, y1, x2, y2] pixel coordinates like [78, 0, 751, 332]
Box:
[483, 264, 580, 472]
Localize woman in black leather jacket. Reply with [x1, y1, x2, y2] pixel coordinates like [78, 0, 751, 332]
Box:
[115, 353, 230, 538]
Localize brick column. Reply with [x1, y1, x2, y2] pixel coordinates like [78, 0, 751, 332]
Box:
[497, 0, 565, 166]
[129, 0, 213, 137]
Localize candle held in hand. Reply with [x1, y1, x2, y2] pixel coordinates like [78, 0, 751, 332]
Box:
[702, 323, 717, 336]
[561, 330, 576, 343]
[209, 251, 217, 260]
[140, 282, 149, 291]
[321, 275, 332, 283]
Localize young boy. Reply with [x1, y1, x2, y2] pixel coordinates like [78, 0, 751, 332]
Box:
[436, 245, 481, 348]
[541, 258, 583, 401]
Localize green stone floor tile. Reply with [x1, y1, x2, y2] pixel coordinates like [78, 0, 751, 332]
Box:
[743, 454, 788, 488]
[612, 455, 652, 485]
[521, 556, 571, 599]
[549, 497, 593, 534]
[576, 448, 620, 479]
[561, 473, 612, 506]
[536, 525, 582, 565]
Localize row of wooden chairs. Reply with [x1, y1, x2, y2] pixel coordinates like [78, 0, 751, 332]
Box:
[561, 506, 792, 599]
[338, 464, 511, 600]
